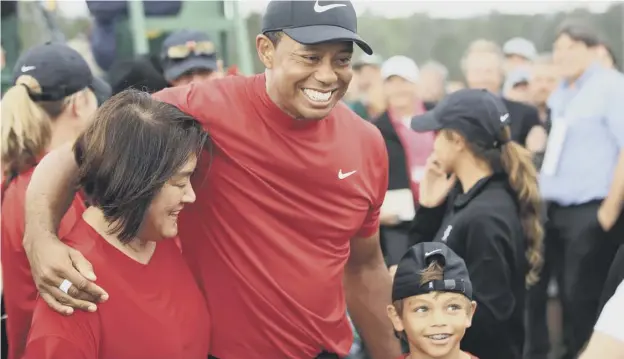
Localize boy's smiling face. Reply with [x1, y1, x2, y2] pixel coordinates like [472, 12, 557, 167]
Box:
[387, 291, 477, 358]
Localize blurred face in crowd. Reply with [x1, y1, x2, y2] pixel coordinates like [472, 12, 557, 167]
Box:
[530, 62, 559, 106]
[446, 81, 465, 94]
[355, 64, 382, 94]
[504, 54, 531, 75]
[553, 34, 595, 81]
[505, 82, 530, 104]
[418, 69, 446, 103]
[387, 292, 476, 359]
[595, 45, 615, 70]
[257, 33, 353, 120]
[171, 69, 221, 87]
[384, 75, 418, 111]
[463, 51, 503, 94]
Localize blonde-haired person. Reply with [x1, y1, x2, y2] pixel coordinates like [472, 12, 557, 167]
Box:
[1, 42, 98, 359]
[409, 89, 543, 359]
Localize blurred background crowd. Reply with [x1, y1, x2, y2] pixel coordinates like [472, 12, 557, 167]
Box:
[1, 1, 623, 359]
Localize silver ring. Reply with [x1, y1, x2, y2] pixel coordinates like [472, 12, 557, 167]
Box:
[59, 279, 73, 294]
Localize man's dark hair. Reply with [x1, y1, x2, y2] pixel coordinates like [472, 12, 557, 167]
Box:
[264, 30, 283, 46]
[108, 55, 169, 95]
[73, 89, 208, 243]
[556, 21, 601, 48]
[601, 42, 618, 68]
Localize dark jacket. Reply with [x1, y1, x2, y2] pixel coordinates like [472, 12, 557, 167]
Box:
[502, 98, 541, 146]
[374, 111, 414, 265]
[410, 174, 527, 359]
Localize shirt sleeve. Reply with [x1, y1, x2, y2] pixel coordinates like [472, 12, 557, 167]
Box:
[460, 214, 516, 358]
[23, 300, 100, 359]
[605, 75, 624, 149]
[151, 81, 219, 133]
[356, 129, 389, 238]
[594, 279, 624, 343]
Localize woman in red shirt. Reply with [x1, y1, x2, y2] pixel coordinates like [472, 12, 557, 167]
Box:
[1, 43, 98, 359]
[22, 89, 211, 359]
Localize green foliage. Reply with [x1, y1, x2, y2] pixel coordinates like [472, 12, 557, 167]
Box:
[245, 3, 624, 80]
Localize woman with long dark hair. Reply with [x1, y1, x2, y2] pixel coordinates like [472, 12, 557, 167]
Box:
[409, 89, 543, 359]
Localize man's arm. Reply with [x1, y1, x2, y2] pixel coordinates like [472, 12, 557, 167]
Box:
[24, 143, 107, 315]
[599, 81, 624, 231]
[599, 150, 624, 231]
[344, 231, 401, 359]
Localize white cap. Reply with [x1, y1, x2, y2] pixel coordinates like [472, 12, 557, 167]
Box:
[381, 56, 419, 84]
[503, 37, 537, 61]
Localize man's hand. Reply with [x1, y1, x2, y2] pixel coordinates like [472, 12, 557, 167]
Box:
[525, 125, 548, 154]
[380, 210, 400, 226]
[598, 202, 620, 232]
[24, 232, 108, 315]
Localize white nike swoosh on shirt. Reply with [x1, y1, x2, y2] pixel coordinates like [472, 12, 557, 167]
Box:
[338, 170, 357, 180]
[314, 1, 347, 13]
[21, 65, 36, 72]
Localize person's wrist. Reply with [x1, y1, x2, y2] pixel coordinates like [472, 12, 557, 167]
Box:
[22, 227, 55, 253]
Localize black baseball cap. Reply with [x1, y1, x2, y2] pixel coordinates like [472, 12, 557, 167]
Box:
[411, 89, 511, 149]
[12, 42, 94, 102]
[392, 242, 473, 302]
[161, 30, 218, 82]
[262, 0, 373, 55]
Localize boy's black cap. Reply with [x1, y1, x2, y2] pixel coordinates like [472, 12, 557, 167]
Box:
[12, 42, 93, 101]
[262, 0, 373, 55]
[392, 242, 473, 301]
[411, 89, 511, 149]
[161, 30, 218, 82]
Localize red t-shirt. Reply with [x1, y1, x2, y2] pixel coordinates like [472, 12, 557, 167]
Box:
[22, 219, 211, 359]
[152, 74, 388, 358]
[1, 167, 86, 359]
[396, 352, 479, 359]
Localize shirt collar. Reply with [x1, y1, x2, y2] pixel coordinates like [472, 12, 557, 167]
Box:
[453, 173, 507, 209]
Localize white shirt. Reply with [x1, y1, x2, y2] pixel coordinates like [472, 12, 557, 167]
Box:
[595, 279, 624, 342]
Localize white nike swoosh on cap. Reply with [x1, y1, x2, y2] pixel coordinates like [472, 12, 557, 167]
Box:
[425, 249, 442, 256]
[314, 0, 347, 13]
[21, 65, 36, 72]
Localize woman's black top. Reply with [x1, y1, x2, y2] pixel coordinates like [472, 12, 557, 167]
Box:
[410, 173, 528, 359]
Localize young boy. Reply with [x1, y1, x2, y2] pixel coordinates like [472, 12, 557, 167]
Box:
[388, 242, 478, 359]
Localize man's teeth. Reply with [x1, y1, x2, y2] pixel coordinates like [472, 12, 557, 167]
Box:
[303, 89, 332, 102]
[428, 334, 450, 340]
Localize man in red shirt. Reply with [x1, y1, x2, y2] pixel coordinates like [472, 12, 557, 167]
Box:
[21, 1, 401, 358]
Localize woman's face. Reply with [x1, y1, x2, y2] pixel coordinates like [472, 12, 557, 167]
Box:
[432, 130, 463, 174]
[140, 155, 198, 240]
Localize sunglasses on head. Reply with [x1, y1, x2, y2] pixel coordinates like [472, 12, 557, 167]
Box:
[167, 41, 215, 59]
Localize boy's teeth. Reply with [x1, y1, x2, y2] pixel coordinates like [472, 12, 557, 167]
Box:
[428, 334, 450, 340]
[303, 89, 331, 102]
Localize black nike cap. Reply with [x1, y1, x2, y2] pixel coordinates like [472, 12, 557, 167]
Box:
[262, 0, 373, 55]
[12, 42, 94, 102]
[411, 89, 511, 149]
[392, 242, 473, 302]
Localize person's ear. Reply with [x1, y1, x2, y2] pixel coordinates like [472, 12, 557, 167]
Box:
[256, 34, 276, 70]
[387, 304, 405, 332]
[465, 300, 477, 328]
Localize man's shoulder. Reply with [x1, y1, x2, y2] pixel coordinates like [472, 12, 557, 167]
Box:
[331, 101, 382, 139]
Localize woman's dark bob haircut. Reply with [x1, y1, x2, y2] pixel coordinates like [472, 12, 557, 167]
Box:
[74, 89, 208, 243]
